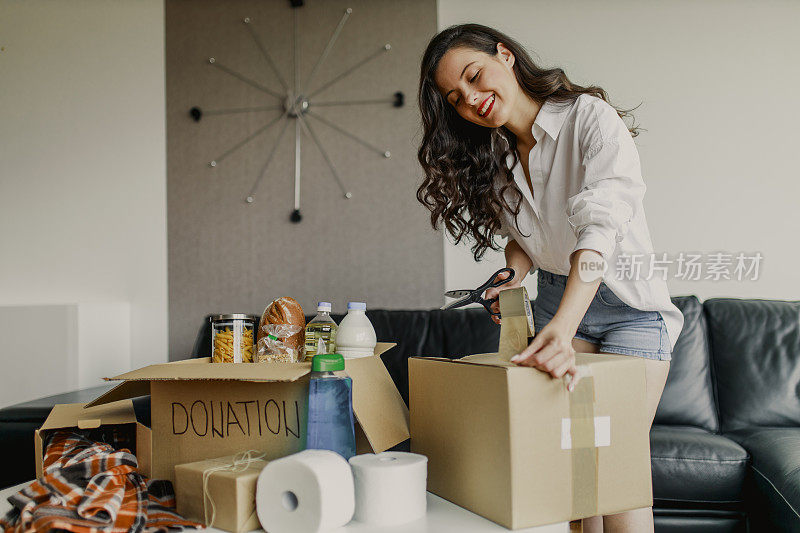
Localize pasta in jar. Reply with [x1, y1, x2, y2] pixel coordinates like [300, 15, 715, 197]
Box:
[210, 314, 256, 363]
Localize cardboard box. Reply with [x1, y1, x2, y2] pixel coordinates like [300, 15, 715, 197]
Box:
[85, 343, 409, 484]
[408, 289, 652, 529]
[35, 399, 151, 478]
[175, 454, 267, 532]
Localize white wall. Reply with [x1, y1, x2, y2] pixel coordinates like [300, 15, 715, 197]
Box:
[439, 0, 800, 301]
[0, 1, 168, 379]
[0, 304, 131, 408]
[0, 306, 79, 408]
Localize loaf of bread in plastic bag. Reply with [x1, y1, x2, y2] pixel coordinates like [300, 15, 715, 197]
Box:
[257, 296, 306, 358]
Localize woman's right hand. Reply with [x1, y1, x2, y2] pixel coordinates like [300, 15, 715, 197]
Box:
[485, 268, 522, 324]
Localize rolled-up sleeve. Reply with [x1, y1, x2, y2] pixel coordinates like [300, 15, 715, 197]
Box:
[566, 104, 646, 262]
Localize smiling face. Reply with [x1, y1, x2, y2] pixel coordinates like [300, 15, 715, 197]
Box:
[434, 42, 520, 128]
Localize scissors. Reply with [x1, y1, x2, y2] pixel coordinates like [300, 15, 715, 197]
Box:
[441, 268, 516, 316]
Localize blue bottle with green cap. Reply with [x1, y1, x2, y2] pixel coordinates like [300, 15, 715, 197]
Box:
[304, 353, 356, 459]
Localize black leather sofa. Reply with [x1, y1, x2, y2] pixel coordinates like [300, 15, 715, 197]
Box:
[2, 296, 799, 532]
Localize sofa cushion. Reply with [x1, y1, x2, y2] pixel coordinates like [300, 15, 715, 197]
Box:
[725, 428, 800, 531]
[705, 298, 800, 432]
[650, 425, 748, 505]
[653, 510, 747, 533]
[654, 296, 718, 431]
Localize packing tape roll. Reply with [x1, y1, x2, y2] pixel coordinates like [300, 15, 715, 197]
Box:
[569, 370, 598, 518]
[256, 449, 354, 533]
[498, 287, 534, 360]
[348, 452, 428, 526]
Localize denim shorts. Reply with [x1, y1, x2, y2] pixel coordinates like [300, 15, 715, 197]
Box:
[534, 270, 672, 361]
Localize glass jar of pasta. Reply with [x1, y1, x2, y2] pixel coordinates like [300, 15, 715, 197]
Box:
[210, 314, 256, 363]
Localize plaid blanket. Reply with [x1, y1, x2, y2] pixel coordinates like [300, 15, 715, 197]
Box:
[1, 431, 202, 532]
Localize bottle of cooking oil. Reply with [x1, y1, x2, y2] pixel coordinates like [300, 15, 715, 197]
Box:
[304, 302, 338, 359]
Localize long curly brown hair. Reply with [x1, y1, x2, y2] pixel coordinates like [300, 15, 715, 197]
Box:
[417, 23, 642, 261]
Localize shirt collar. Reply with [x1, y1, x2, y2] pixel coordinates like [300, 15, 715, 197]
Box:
[532, 97, 572, 142]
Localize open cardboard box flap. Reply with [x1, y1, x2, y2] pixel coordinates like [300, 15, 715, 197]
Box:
[86, 381, 152, 409]
[346, 347, 410, 452]
[42, 400, 138, 431]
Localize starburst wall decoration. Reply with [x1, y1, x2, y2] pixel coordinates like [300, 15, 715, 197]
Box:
[189, 2, 404, 223]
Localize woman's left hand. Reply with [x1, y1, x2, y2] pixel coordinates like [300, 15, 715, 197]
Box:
[510, 318, 580, 391]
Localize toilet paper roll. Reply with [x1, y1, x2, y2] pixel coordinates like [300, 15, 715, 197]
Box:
[348, 451, 428, 526]
[256, 449, 354, 533]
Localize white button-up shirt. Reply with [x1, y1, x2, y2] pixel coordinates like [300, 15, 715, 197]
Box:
[496, 94, 684, 351]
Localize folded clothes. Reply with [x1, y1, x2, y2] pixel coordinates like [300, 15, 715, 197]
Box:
[0, 430, 202, 532]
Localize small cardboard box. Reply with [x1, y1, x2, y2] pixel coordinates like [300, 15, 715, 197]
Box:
[35, 399, 151, 478]
[175, 454, 267, 533]
[85, 343, 409, 484]
[408, 289, 652, 529]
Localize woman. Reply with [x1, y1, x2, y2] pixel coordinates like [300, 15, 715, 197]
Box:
[416, 24, 684, 532]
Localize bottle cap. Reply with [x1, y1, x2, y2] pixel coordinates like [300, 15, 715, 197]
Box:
[347, 302, 367, 311]
[312, 353, 345, 372]
[317, 302, 332, 312]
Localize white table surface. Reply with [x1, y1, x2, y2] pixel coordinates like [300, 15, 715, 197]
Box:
[1, 481, 568, 533]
